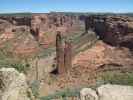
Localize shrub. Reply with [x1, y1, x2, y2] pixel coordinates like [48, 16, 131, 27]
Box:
[11, 63, 30, 73]
[30, 80, 40, 98]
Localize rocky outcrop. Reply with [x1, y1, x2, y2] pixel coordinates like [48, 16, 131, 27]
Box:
[31, 13, 80, 34]
[0, 68, 33, 100]
[0, 13, 83, 48]
[85, 15, 133, 49]
[56, 32, 73, 74]
[0, 16, 31, 33]
[56, 41, 133, 88]
[56, 32, 65, 74]
[30, 27, 39, 41]
[64, 40, 72, 72]
[31, 13, 82, 46]
[98, 84, 133, 100]
[0, 16, 31, 26]
[80, 88, 98, 100]
[80, 84, 133, 100]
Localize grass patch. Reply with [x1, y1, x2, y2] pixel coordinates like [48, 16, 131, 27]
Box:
[39, 84, 99, 100]
[96, 71, 133, 86]
[40, 88, 80, 100]
[0, 59, 30, 73]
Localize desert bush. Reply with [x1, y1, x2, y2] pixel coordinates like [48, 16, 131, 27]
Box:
[11, 62, 30, 73]
[30, 80, 40, 98]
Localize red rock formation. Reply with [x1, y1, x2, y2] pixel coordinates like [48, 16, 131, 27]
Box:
[85, 16, 95, 32]
[56, 32, 65, 74]
[30, 27, 39, 41]
[56, 32, 73, 74]
[64, 40, 72, 72]
[85, 15, 133, 49]
[0, 13, 84, 49]
[54, 41, 133, 89]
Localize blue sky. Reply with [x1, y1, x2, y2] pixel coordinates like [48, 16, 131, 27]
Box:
[0, 0, 133, 13]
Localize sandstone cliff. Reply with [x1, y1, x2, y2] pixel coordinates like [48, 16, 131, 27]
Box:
[0, 13, 84, 46]
[85, 15, 133, 50]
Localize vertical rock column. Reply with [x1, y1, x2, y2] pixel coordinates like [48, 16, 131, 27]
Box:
[30, 27, 39, 41]
[64, 40, 72, 72]
[85, 16, 90, 33]
[56, 32, 65, 74]
[85, 16, 94, 33]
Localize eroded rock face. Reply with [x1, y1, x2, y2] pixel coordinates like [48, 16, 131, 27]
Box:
[64, 40, 72, 72]
[31, 13, 82, 46]
[55, 32, 73, 75]
[31, 13, 80, 34]
[0, 68, 32, 100]
[0, 13, 83, 48]
[0, 16, 31, 33]
[85, 15, 133, 49]
[57, 41, 133, 88]
[56, 32, 65, 74]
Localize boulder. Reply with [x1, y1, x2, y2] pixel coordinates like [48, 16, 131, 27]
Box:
[98, 84, 133, 100]
[80, 84, 133, 100]
[0, 68, 32, 100]
[80, 88, 98, 100]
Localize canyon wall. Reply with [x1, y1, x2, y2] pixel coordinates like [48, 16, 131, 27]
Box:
[85, 15, 133, 49]
[0, 13, 84, 56]
[31, 13, 83, 46]
[0, 13, 83, 45]
[0, 16, 31, 33]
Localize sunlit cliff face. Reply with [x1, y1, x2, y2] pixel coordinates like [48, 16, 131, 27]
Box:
[85, 15, 133, 50]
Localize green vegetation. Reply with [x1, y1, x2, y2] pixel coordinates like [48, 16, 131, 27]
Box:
[11, 62, 30, 73]
[39, 83, 99, 100]
[0, 13, 32, 17]
[0, 53, 30, 73]
[96, 71, 133, 86]
[30, 80, 40, 98]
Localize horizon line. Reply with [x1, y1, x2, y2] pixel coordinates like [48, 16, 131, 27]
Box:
[0, 11, 133, 14]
